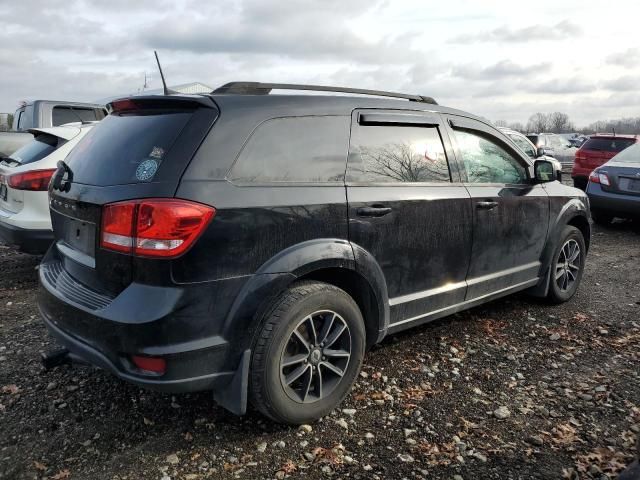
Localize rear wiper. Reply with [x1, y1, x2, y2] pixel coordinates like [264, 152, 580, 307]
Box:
[51, 160, 73, 192]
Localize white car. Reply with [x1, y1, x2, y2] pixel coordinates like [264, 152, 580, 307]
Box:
[0, 124, 94, 253]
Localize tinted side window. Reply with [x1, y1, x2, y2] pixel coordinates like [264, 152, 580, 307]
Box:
[8, 134, 59, 165]
[509, 134, 536, 158]
[230, 116, 349, 183]
[52, 107, 99, 126]
[348, 125, 451, 183]
[453, 130, 527, 184]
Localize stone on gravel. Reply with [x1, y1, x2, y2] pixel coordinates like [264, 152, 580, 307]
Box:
[256, 442, 267, 453]
[335, 418, 349, 430]
[526, 435, 544, 446]
[299, 424, 312, 433]
[493, 406, 511, 419]
[549, 333, 561, 341]
[342, 408, 357, 417]
[166, 453, 179, 465]
[398, 453, 414, 463]
[473, 452, 487, 463]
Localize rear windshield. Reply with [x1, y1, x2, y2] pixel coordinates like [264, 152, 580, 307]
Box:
[8, 133, 60, 164]
[64, 111, 192, 186]
[582, 137, 636, 153]
[610, 143, 640, 164]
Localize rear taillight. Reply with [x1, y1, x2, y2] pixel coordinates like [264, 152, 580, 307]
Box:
[101, 198, 215, 258]
[589, 170, 610, 186]
[7, 169, 56, 191]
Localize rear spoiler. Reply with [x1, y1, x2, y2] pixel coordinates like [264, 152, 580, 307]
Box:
[107, 95, 216, 114]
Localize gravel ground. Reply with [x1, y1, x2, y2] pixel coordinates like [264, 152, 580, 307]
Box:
[1, 220, 639, 480]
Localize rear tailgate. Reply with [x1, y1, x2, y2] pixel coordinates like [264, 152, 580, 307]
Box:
[46, 96, 219, 296]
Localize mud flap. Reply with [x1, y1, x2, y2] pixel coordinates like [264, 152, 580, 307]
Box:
[213, 349, 250, 415]
[527, 266, 551, 298]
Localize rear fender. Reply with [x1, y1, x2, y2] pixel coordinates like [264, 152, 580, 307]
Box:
[529, 199, 590, 297]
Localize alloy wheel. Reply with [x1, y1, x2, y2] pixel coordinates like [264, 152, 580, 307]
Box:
[555, 239, 581, 292]
[279, 310, 351, 403]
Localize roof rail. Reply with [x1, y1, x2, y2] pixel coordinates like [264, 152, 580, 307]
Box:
[212, 82, 437, 105]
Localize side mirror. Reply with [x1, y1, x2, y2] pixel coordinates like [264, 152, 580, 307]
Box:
[534, 159, 557, 183]
[536, 147, 546, 157]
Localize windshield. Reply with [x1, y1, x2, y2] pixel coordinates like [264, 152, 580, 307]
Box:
[610, 143, 640, 164]
[8, 133, 60, 164]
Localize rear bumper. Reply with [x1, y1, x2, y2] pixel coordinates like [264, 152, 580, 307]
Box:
[36, 248, 246, 396]
[587, 183, 640, 217]
[0, 220, 53, 253]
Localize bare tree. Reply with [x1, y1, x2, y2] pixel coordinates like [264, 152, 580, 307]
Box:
[548, 112, 574, 133]
[527, 113, 550, 133]
[494, 120, 508, 128]
[580, 117, 640, 135]
[359, 143, 448, 182]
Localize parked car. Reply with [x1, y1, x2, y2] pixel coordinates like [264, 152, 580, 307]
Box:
[0, 124, 94, 253]
[0, 100, 106, 157]
[586, 141, 640, 224]
[38, 83, 591, 425]
[499, 127, 563, 176]
[526, 132, 576, 171]
[572, 134, 638, 190]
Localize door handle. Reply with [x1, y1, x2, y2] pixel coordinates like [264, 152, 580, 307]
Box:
[476, 201, 499, 210]
[357, 206, 392, 217]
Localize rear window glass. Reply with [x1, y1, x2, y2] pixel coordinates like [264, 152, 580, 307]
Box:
[610, 143, 640, 163]
[230, 116, 349, 183]
[52, 107, 102, 126]
[65, 112, 192, 186]
[582, 137, 636, 153]
[8, 133, 60, 165]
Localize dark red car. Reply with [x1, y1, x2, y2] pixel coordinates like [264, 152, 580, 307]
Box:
[572, 134, 638, 189]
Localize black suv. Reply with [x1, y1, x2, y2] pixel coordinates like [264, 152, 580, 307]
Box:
[38, 83, 591, 424]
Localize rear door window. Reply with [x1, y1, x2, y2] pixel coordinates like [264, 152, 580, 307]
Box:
[347, 124, 451, 183]
[65, 111, 193, 186]
[8, 133, 61, 165]
[229, 116, 350, 183]
[582, 137, 636, 153]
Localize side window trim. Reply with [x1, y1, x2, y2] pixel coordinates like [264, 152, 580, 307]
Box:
[347, 109, 462, 185]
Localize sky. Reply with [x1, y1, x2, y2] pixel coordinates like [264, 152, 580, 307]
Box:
[1, 0, 639, 126]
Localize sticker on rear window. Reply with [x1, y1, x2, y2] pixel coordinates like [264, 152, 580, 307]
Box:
[136, 159, 159, 181]
[149, 146, 165, 159]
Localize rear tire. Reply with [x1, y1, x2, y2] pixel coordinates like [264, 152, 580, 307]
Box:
[250, 281, 365, 424]
[546, 226, 586, 304]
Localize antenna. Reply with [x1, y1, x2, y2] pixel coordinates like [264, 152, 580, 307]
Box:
[154, 50, 172, 96]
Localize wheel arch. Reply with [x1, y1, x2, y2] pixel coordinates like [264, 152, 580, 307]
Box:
[529, 201, 591, 298]
[221, 239, 390, 352]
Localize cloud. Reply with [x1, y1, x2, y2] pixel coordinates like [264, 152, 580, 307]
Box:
[449, 20, 581, 44]
[528, 77, 597, 95]
[601, 76, 640, 92]
[452, 60, 549, 80]
[605, 48, 640, 67]
[137, 1, 420, 65]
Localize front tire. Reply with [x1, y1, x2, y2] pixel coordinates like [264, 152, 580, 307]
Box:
[546, 226, 586, 304]
[250, 281, 365, 424]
